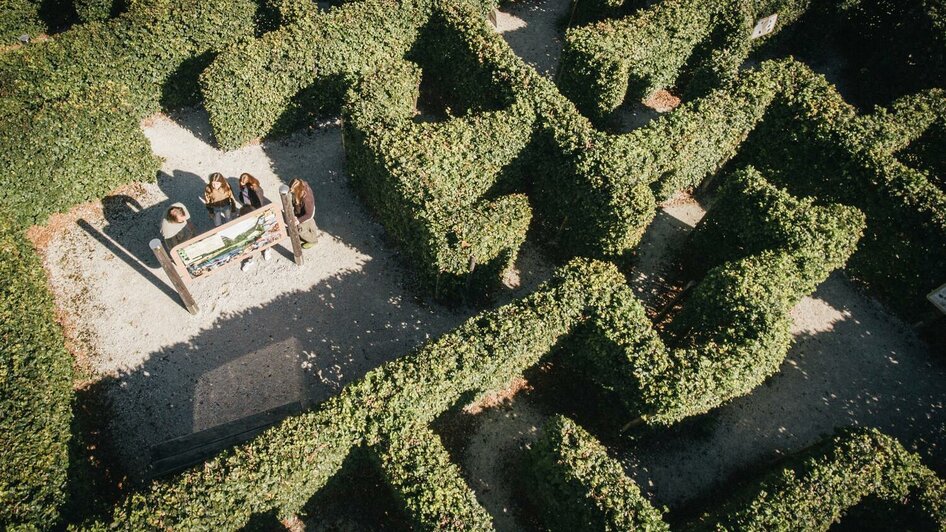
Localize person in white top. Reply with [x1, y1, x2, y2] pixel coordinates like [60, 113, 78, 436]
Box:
[160, 203, 196, 251]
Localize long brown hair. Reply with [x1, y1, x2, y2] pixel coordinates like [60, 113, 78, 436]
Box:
[239, 173, 261, 189]
[289, 178, 307, 207]
[205, 172, 232, 196]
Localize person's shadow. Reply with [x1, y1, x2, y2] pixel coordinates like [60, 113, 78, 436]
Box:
[76, 169, 212, 308]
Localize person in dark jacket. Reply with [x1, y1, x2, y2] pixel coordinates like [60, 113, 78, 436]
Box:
[289, 178, 318, 249]
[238, 173, 267, 215]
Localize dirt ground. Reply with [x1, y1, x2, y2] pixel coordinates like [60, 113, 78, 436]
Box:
[36, 0, 946, 521]
[41, 110, 480, 475]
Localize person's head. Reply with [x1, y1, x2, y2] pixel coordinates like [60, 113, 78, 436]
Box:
[166, 206, 187, 223]
[207, 172, 230, 193]
[289, 178, 307, 206]
[239, 173, 260, 188]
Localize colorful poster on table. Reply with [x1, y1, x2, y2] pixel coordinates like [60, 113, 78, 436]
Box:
[170, 205, 286, 280]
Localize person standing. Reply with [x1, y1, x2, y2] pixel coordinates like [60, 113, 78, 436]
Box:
[238, 173, 267, 215]
[203, 172, 237, 227]
[160, 203, 196, 251]
[289, 178, 318, 249]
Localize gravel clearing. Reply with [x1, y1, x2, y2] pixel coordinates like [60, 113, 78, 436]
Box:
[41, 109, 477, 475]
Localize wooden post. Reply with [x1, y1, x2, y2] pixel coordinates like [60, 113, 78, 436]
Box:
[280, 185, 304, 266]
[150, 239, 199, 315]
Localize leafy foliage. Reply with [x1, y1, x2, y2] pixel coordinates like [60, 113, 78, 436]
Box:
[0, 0, 260, 226]
[343, 58, 534, 299]
[692, 429, 946, 530]
[527, 415, 669, 531]
[558, 0, 812, 122]
[0, 213, 74, 528]
[0, 0, 46, 43]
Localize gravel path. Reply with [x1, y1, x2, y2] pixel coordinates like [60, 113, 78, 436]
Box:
[41, 109, 474, 475]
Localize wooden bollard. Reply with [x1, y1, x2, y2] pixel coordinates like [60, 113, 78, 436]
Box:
[150, 239, 199, 315]
[279, 185, 304, 266]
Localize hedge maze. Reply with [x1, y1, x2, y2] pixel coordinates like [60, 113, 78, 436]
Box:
[2, 0, 945, 529]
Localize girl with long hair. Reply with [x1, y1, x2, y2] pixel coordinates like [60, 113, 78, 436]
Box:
[289, 178, 318, 249]
[203, 172, 237, 227]
[238, 173, 267, 215]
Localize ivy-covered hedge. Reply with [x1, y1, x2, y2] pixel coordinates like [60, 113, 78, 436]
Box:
[729, 64, 946, 322]
[691, 429, 946, 530]
[527, 415, 668, 531]
[0, 0, 259, 226]
[569, 167, 864, 424]
[201, 0, 431, 149]
[0, 83, 161, 227]
[373, 425, 493, 530]
[342, 57, 534, 299]
[0, 0, 46, 43]
[558, 0, 812, 122]
[0, 212, 74, 528]
[529, 418, 945, 531]
[74, 0, 116, 23]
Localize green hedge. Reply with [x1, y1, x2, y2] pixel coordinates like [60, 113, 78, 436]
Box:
[0, 0, 46, 43]
[569, 167, 864, 424]
[558, 0, 812, 122]
[74, 0, 115, 23]
[200, 0, 435, 149]
[691, 429, 946, 530]
[373, 425, 493, 530]
[0, 0, 259, 226]
[0, 83, 161, 227]
[529, 419, 945, 531]
[0, 212, 74, 528]
[342, 57, 534, 299]
[729, 63, 946, 322]
[527, 415, 669, 531]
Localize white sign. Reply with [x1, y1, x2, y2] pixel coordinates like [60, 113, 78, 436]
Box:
[928, 283, 946, 314]
[751, 14, 778, 40]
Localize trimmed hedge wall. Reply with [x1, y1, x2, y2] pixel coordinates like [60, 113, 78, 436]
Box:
[201, 0, 432, 149]
[0, 83, 161, 227]
[374, 425, 493, 530]
[0, 0, 260, 226]
[0, 0, 46, 43]
[529, 418, 945, 531]
[343, 58, 534, 299]
[558, 0, 812, 122]
[527, 415, 668, 531]
[0, 212, 74, 528]
[74, 0, 116, 23]
[569, 167, 864, 424]
[727, 64, 946, 321]
[691, 429, 946, 530]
